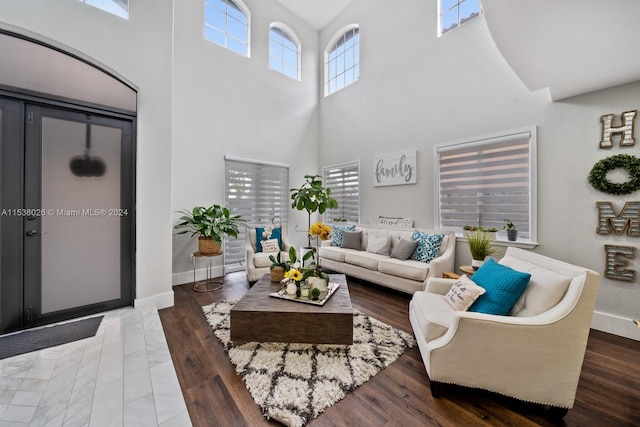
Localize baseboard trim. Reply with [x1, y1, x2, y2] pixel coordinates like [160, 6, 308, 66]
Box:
[134, 291, 174, 310]
[591, 310, 640, 341]
[172, 266, 224, 286]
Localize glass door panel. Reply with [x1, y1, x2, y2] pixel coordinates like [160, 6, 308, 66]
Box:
[40, 118, 122, 313]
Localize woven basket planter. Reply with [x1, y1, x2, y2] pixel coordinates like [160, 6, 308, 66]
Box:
[270, 266, 285, 282]
[198, 237, 221, 255]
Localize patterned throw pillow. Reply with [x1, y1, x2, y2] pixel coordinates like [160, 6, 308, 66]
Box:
[331, 225, 356, 246]
[410, 231, 444, 263]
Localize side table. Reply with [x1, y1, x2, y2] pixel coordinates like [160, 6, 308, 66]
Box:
[459, 265, 476, 276]
[192, 251, 224, 292]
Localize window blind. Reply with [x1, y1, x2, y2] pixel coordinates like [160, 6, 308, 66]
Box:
[437, 130, 534, 240]
[323, 162, 360, 223]
[225, 157, 289, 272]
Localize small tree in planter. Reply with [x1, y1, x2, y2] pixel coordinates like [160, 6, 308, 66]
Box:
[290, 175, 338, 247]
[174, 204, 246, 255]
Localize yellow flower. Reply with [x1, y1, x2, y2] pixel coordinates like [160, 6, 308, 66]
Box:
[285, 268, 302, 282]
[310, 222, 332, 241]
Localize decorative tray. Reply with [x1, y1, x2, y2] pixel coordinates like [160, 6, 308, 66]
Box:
[269, 282, 340, 306]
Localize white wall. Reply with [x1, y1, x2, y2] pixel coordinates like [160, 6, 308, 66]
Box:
[0, 0, 175, 308]
[171, 0, 321, 276]
[319, 0, 640, 340]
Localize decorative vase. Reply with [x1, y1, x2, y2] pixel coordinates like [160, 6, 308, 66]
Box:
[307, 276, 328, 292]
[507, 230, 518, 241]
[471, 258, 485, 269]
[300, 282, 310, 298]
[198, 237, 221, 255]
[286, 282, 297, 295]
[270, 266, 285, 282]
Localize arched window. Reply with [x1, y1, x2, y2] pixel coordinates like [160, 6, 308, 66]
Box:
[269, 24, 301, 81]
[205, 0, 250, 57]
[325, 25, 359, 96]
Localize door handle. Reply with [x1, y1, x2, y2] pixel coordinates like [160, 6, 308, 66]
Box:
[26, 230, 39, 237]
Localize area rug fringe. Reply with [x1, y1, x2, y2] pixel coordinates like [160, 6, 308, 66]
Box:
[202, 300, 416, 427]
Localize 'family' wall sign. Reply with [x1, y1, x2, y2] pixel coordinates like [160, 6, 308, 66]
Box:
[373, 149, 417, 187]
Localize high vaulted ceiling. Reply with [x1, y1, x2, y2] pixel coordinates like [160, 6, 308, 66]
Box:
[483, 0, 640, 100]
[273, 0, 356, 30]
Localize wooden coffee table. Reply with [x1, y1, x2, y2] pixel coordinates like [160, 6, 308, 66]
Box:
[230, 273, 353, 345]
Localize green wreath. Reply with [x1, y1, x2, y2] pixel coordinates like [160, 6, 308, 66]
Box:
[588, 154, 640, 195]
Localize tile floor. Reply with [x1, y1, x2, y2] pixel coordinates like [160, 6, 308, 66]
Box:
[0, 305, 191, 426]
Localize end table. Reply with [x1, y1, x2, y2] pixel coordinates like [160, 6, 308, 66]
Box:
[192, 251, 224, 292]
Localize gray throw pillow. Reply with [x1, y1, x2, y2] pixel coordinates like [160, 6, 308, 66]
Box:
[341, 231, 362, 250]
[390, 239, 418, 260]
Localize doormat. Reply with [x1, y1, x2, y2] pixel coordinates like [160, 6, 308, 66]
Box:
[0, 315, 103, 360]
[203, 300, 416, 427]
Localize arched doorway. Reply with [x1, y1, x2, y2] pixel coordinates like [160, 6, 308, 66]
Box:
[0, 31, 136, 333]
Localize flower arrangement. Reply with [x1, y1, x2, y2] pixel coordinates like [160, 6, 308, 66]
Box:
[307, 222, 332, 282]
[262, 225, 274, 240]
[284, 268, 303, 283]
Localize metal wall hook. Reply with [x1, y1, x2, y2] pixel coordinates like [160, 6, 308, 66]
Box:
[294, 224, 309, 234]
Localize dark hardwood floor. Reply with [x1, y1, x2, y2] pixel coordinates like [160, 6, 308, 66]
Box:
[159, 272, 640, 426]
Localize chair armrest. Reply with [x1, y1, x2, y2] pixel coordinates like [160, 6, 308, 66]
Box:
[424, 232, 456, 279]
[424, 278, 456, 295]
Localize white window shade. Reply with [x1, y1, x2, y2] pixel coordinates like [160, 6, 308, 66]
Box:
[436, 129, 536, 241]
[225, 157, 289, 271]
[323, 162, 360, 223]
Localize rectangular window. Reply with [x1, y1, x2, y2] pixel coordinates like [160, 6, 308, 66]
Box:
[79, 0, 129, 19]
[323, 162, 360, 224]
[225, 156, 289, 272]
[435, 128, 537, 242]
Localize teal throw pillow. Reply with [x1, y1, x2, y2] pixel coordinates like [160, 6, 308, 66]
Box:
[332, 225, 356, 246]
[255, 226, 281, 253]
[410, 231, 444, 263]
[469, 258, 532, 315]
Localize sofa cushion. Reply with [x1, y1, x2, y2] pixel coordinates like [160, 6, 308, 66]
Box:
[411, 291, 455, 342]
[378, 258, 430, 281]
[342, 231, 363, 250]
[444, 275, 486, 311]
[319, 246, 349, 262]
[469, 258, 532, 315]
[366, 234, 391, 256]
[331, 225, 356, 247]
[410, 231, 444, 263]
[344, 251, 387, 270]
[255, 226, 282, 253]
[500, 256, 572, 317]
[390, 239, 418, 260]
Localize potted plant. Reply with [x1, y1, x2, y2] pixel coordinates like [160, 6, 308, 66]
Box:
[290, 175, 338, 247]
[504, 219, 518, 241]
[268, 251, 289, 282]
[463, 225, 498, 240]
[174, 204, 246, 255]
[467, 230, 495, 269]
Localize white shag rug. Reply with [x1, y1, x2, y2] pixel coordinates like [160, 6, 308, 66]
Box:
[202, 300, 416, 427]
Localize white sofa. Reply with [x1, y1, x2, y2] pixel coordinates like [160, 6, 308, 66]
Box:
[245, 225, 292, 282]
[318, 225, 455, 294]
[409, 247, 601, 414]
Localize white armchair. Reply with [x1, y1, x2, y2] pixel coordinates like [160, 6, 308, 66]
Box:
[409, 247, 600, 416]
[245, 225, 291, 282]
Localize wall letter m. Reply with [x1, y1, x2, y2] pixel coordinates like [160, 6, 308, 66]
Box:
[596, 201, 640, 236]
